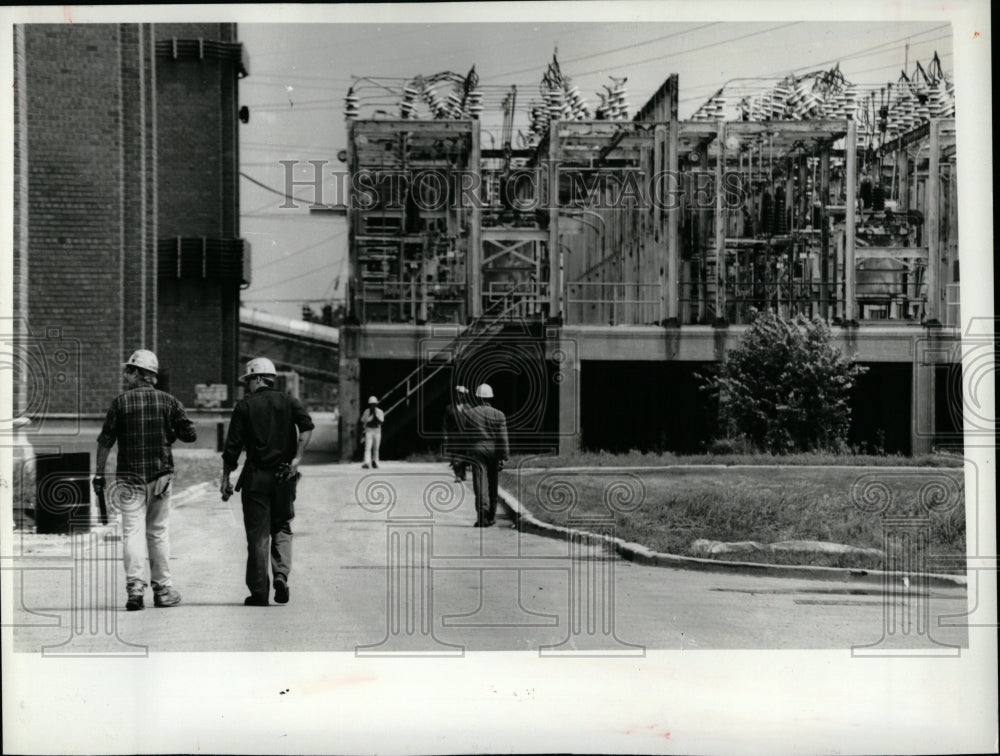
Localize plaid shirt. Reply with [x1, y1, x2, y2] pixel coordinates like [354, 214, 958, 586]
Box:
[97, 385, 197, 482]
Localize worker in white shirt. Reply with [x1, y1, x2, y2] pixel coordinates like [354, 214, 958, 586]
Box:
[360, 395, 385, 469]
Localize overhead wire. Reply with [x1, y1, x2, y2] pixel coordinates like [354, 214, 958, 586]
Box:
[253, 229, 348, 272]
[248, 258, 345, 292]
[240, 170, 344, 207]
[676, 28, 952, 106]
[480, 22, 722, 81]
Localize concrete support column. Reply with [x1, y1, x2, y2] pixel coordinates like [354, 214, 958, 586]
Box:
[911, 344, 936, 455]
[557, 342, 581, 455]
[338, 326, 361, 461]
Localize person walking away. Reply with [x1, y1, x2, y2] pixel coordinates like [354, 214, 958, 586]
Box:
[93, 349, 197, 611]
[466, 383, 509, 527]
[442, 385, 470, 482]
[221, 357, 313, 606]
[360, 396, 384, 469]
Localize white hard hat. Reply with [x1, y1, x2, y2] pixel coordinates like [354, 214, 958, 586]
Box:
[241, 357, 277, 382]
[456, 385, 469, 394]
[475, 384, 494, 399]
[123, 349, 158, 375]
[368, 395, 379, 404]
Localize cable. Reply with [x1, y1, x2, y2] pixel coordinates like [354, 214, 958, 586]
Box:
[240, 170, 342, 207]
[567, 22, 805, 78]
[243, 297, 347, 304]
[248, 259, 344, 292]
[253, 230, 348, 272]
[481, 22, 722, 81]
[676, 31, 952, 105]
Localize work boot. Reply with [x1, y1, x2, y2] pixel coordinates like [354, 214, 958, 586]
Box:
[153, 586, 181, 608]
[274, 576, 289, 604]
[244, 595, 269, 606]
[126, 583, 145, 611]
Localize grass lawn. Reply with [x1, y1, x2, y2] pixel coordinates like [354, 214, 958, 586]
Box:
[501, 466, 966, 572]
[507, 450, 964, 468]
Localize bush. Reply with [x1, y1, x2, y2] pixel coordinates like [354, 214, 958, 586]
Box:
[702, 309, 867, 454]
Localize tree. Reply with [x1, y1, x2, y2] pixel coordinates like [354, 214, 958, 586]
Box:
[702, 309, 867, 454]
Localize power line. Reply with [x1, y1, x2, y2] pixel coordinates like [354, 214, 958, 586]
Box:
[248, 23, 807, 117]
[243, 297, 346, 304]
[242, 212, 343, 220]
[240, 170, 344, 207]
[480, 22, 722, 81]
[677, 30, 952, 104]
[248, 259, 343, 292]
[253, 230, 348, 272]
[569, 22, 805, 78]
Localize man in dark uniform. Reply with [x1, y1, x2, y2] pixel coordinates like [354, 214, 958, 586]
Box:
[441, 385, 470, 482]
[221, 357, 313, 606]
[466, 383, 509, 527]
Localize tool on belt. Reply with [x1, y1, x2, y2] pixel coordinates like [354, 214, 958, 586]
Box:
[275, 462, 301, 485]
[92, 475, 109, 525]
[274, 462, 301, 522]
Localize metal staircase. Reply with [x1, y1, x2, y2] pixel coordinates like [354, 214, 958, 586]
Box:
[379, 290, 532, 418]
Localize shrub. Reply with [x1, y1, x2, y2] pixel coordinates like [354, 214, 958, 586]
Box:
[702, 309, 867, 453]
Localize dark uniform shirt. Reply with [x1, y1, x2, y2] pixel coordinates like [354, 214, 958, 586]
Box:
[466, 403, 510, 460]
[222, 388, 314, 471]
[97, 385, 197, 482]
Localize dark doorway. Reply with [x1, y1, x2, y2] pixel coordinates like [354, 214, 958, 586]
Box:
[360, 331, 560, 459]
[848, 363, 912, 455]
[581, 361, 715, 453]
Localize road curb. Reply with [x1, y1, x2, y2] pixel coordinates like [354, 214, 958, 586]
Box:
[496, 487, 968, 590]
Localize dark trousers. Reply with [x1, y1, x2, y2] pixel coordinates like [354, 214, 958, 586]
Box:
[447, 446, 469, 479]
[470, 452, 500, 523]
[240, 469, 293, 600]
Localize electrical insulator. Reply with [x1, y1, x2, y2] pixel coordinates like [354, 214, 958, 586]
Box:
[344, 90, 360, 120]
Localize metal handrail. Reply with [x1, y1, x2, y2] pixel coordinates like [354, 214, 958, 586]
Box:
[379, 293, 524, 417]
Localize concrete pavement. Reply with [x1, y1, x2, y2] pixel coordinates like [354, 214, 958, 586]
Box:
[10, 462, 969, 654]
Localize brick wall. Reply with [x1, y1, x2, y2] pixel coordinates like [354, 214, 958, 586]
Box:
[14, 22, 244, 415]
[18, 24, 156, 414]
[154, 22, 242, 406]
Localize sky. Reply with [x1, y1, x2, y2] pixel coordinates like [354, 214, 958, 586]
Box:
[237, 13, 957, 322]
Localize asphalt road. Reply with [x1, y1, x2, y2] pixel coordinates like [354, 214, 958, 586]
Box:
[10, 462, 970, 655]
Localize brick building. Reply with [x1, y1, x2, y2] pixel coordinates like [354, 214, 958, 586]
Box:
[12, 23, 248, 420]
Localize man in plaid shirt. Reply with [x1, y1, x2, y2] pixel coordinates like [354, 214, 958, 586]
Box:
[94, 349, 197, 611]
